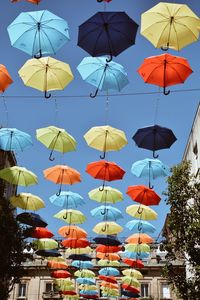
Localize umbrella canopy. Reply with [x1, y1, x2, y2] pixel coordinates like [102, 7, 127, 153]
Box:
[76, 278, 96, 285]
[93, 221, 123, 235]
[126, 185, 161, 206]
[78, 12, 138, 61]
[54, 279, 74, 289]
[88, 186, 123, 204]
[100, 283, 118, 290]
[96, 252, 120, 261]
[78, 285, 97, 291]
[78, 57, 129, 98]
[126, 204, 158, 220]
[0, 65, 13, 93]
[10, 192, 45, 211]
[65, 246, 92, 255]
[43, 164, 81, 196]
[11, 0, 41, 4]
[18, 56, 74, 98]
[121, 290, 140, 298]
[125, 243, 150, 253]
[68, 254, 92, 261]
[8, 10, 69, 57]
[99, 267, 120, 276]
[36, 126, 76, 161]
[23, 227, 54, 239]
[121, 284, 140, 294]
[122, 258, 144, 269]
[54, 209, 86, 224]
[96, 245, 121, 253]
[0, 166, 38, 186]
[126, 233, 154, 244]
[121, 276, 140, 288]
[131, 158, 170, 189]
[121, 251, 149, 259]
[97, 259, 120, 267]
[99, 275, 117, 284]
[138, 53, 192, 95]
[58, 225, 87, 239]
[141, 2, 200, 51]
[35, 249, 61, 257]
[74, 269, 95, 278]
[80, 290, 98, 295]
[90, 205, 123, 221]
[93, 235, 121, 246]
[61, 238, 90, 249]
[32, 238, 58, 250]
[122, 269, 143, 279]
[47, 260, 68, 269]
[71, 260, 93, 269]
[50, 191, 84, 209]
[16, 212, 47, 227]
[0, 128, 33, 152]
[125, 220, 156, 233]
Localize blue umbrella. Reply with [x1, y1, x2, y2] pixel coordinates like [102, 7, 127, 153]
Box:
[0, 128, 33, 152]
[125, 220, 156, 233]
[99, 267, 120, 276]
[131, 158, 170, 188]
[90, 205, 123, 221]
[49, 191, 84, 209]
[71, 260, 94, 269]
[80, 290, 98, 295]
[121, 251, 149, 259]
[77, 56, 129, 98]
[132, 124, 177, 158]
[122, 290, 140, 298]
[76, 278, 96, 285]
[16, 212, 48, 227]
[7, 10, 69, 58]
[78, 12, 138, 62]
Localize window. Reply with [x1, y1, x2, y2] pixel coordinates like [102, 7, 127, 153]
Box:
[18, 283, 26, 297]
[193, 142, 198, 158]
[160, 283, 171, 299]
[141, 283, 149, 298]
[45, 283, 53, 293]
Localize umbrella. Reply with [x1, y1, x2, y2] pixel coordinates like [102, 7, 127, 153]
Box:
[54, 279, 74, 289]
[32, 238, 58, 250]
[121, 276, 140, 288]
[99, 267, 120, 276]
[47, 260, 68, 269]
[47, 257, 65, 262]
[35, 249, 61, 257]
[0, 128, 33, 152]
[126, 233, 154, 244]
[36, 126, 76, 161]
[96, 252, 120, 261]
[8, 10, 69, 57]
[11, 0, 41, 4]
[138, 53, 192, 95]
[65, 246, 92, 255]
[122, 258, 144, 269]
[122, 269, 143, 279]
[126, 204, 158, 220]
[126, 185, 161, 206]
[98, 275, 117, 284]
[131, 158, 170, 189]
[121, 251, 149, 260]
[50, 191, 84, 209]
[71, 260, 93, 269]
[54, 209, 86, 224]
[43, 164, 81, 196]
[96, 245, 121, 253]
[0, 65, 13, 93]
[76, 278, 96, 285]
[121, 284, 140, 294]
[18, 57, 73, 98]
[60, 291, 77, 296]
[86, 160, 125, 190]
[90, 205, 123, 221]
[74, 270, 95, 278]
[79, 294, 98, 299]
[125, 243, 150, 253]
[78, 12, 138, 61]
[79, 290, 98, 295]
[23, 227, 54, 239]
[141, 2, 200, 51]
[100, 282, 118, 289]
[78, 285, 97, 291]
[93, 235, 121, 246]
[121, 290, 140, 298]
[125, 220, 156, 233]
[16, 212, 47, 227]
[77, 57, 129, 98]
[88, 186, 123, 204]
[61, 238, 90, 249]
[93, 221, 123, 235]
[58, 225, 87, 239]
[0, 166, 38, 186]
[97, 259, 120, 267]
[68, 254, 92, 261]
[10, 193, 45, 211]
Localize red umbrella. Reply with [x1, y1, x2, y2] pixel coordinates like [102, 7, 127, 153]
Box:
[86, 160, 125, 190]
[121, 284, 140, 294]
[51, 270, 71, 278]
[122, 258, 144, 269]
[96, 252, 120, 261]
[80, 294, 98, 299]
[99, 275, 117, 284]
[60, 291, 77, 296]
[61, 238, 90, 248]
[28, 227, 54, 239]
[97, 0, 112, 2]
[96, 245, 121, 253]
[11, 0, 41, 3]
[126, 185, 161, 206]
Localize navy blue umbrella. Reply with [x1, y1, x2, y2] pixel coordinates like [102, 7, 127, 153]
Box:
[78, 12, 138, 61]
[68, 254, 92, 261]
[16, 212, 48, 227]
[132, 124, 177, 158]
[122, 290, 140, 298]
[93, 235, 121, 246]
[35, 249, 61, 257]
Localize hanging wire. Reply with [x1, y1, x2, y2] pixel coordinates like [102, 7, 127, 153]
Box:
[104, 1, 106, 11]
[53, 97, 59, 126]
[154, 87, 161, 125]
[104, 90, 109, 125]
[2, 95, 9, 127]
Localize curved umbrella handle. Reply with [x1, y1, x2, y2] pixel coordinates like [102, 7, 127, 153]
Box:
[99, 181, 105, 192]
[100, 207, 107, 215]
[105, 253, 109, 258]
[106, 54, 113, 63]
[49, 150, 55, 161]
[163, 86, 170, 95]
[90, 88, 99, 98]
[149, 183, 154, 189]
[101, 223, 107, 232]
[34, 49, 42, 59]
[56, 184, 62, 196]
[45, 90, 51, 99]
[137, 223, 143, 232]
[153, 151, 159, 159]
[161, 45, 169, 51]
[100, 151, 106, 159]
[63, 212, 68, 220]
[137, 206, 143, 215]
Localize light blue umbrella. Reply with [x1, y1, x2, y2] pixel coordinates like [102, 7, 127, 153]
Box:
[77, 56, 129, 98]
[49, 191, 84, 209]
[7, 10, 69, 58]
[90, 205, 123, 221]
[71, 260, 94, 269]
[99, 267, 120, 276]
[0, 128, 33, 152]
[131, 158, 170, 188]
[125, 220, 156, 233]
[121, 251, 149, 259]
[80, 290, 98, 295]
[76, 278, 96, 285]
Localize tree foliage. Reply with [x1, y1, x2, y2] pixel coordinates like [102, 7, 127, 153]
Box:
[162, 161, 200, 300]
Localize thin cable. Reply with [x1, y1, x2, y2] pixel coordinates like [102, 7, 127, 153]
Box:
[2, 95, 9, 127]
[53, 97, 59, 126]
[105, 91, 109, 124]
[154, 87, 161, 125]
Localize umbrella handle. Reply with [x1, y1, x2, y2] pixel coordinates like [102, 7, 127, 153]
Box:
[100, 151, 106, 159]
[102, 224, 107, 232]
[149, 183, 154, 189]
[99, 181, 105, 191]
[49, 150, 55, 161]
[90, 88, 99, 98]
[137, 223, 143, 232]
[163, 86, 170, 95]
[137, 206, 143, 214]
[45, 91, 51, 99]
[106, 54, 112, 63]
[56, 184, 62, 196]
[63, 212, 68, 220]
[34, 49, 42, 59]
[153, 151, 159, 159]
[161, 45, 169, 51]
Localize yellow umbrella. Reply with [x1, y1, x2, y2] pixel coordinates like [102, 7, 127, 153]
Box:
[126, 204, 157, 220]
[54, 209, 86, 224]
[141, 2, 200, 50]
[125, 243, 150, 253]
[18, 56, 74, 98]
[0, 166, 38, 186]
[122, 268, 143, 279]
[65, 246, 92, 255]
[88, 186, 123, 204]
[93, 221, 123, 235]
[54, 279, 75, 290]
[121, 276, 140, 288]
[78, 285, 98, 291]
[97, 260, 120, 267]
[10, 192, 44, 211]
[46, 256, 65, 262]
[32, 238, 58, 250]
[36, 126, 77, 161]
[74, 269, 95, 278]
[84, 125, 127, 159]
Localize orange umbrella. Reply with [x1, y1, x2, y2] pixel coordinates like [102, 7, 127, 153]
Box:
[96, 245, 121, 253]
[43, 165, 81, 196]
[58, 225, 87, 239]
[99, 275, 117, 284]
[137, 53, 193, 95]
[96, 252, 120, 261]
[51, 270, 71, 278]
[47, 260, 68, 269]
[0, 65, 13, 93]
[126, 233, 154, 244]
[86, 160, 125, 190]
[100, 282, 118, 289]
[122, 258, 144, 269]
[11, 0, 41, 3]
[61, 238, 90, 248]
[126, 185, 161, 206]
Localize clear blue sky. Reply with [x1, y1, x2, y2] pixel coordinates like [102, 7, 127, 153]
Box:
[1, 0, 200, 239]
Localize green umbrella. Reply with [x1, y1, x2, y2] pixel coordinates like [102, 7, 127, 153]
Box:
[88, 186, 123, 204]
[0, 166, 38, 186]
[74, 269, 95, 278]
[122, 268, 143, 279]
[97, 260, 121, 267]
[54, 209, 86, 224]
[125, 243, 150, 253]
[32, 238, 58, 250]
[10, 193, 45, 211]
[121, 276, 140, 287]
